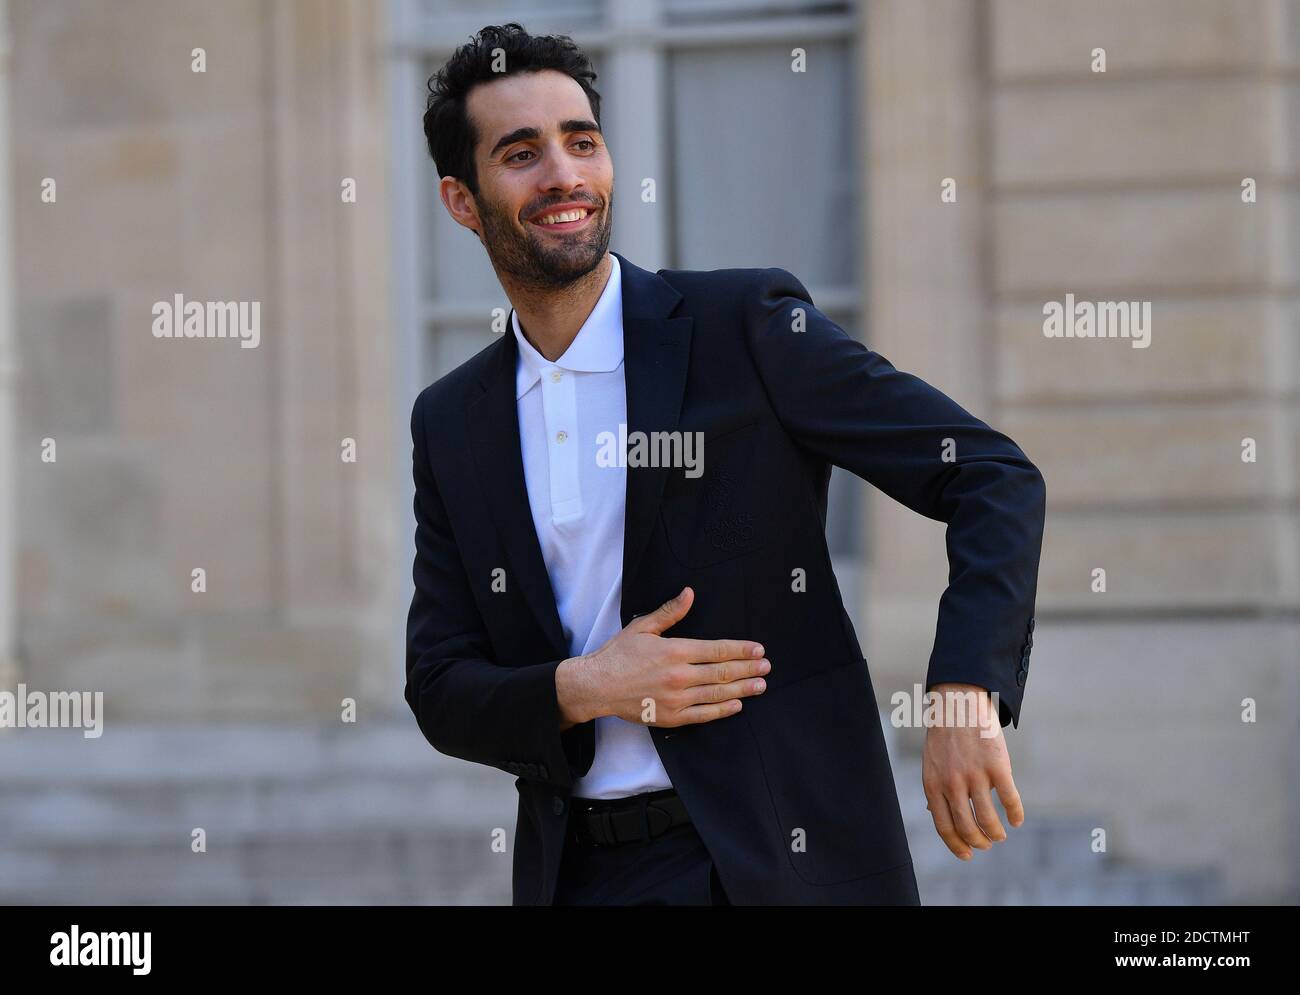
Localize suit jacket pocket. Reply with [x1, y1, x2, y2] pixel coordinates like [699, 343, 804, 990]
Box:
[659, 420, 765, 568]
[745, 658, 912, 885]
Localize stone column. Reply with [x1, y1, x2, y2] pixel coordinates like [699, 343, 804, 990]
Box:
[860, 0, 990, 708]
[0, 0, 17, 698]
[604, 0, 669, 270]
[7, 0, 397, 721]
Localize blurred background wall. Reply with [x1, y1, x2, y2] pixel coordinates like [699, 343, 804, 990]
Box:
[0, 0, 1294, 904]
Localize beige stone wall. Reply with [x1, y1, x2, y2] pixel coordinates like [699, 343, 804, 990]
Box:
[8, 0, 398, 721]
[863, 0, 1300, 902]
[0, 0, 16, 697]
[5, 0, 1295, 903]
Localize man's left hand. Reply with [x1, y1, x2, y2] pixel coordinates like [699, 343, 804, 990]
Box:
[920, 682, 1025, 861]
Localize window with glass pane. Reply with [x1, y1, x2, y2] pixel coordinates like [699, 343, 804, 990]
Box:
[398, 0, 864, 571]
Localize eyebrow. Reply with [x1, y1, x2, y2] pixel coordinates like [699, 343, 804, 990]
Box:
[488, 119, 602, 158]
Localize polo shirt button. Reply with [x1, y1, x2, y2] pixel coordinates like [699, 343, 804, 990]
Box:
[550, 370, 562, 383]
[556, 430, 568, 443]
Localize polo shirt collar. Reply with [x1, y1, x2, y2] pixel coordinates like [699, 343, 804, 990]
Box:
[513, 253, 623, 400]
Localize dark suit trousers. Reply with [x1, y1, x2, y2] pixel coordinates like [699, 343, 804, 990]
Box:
[552, 806, 731, 906]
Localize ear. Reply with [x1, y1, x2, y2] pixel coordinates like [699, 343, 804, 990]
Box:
[439, 175, 481, 238]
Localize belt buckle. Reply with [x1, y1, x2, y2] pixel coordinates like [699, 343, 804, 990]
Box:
[577, 793, 666, 848]
[578, 801, 608, 848]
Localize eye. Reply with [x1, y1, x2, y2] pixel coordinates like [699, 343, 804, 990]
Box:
[507, 149, 535, 163]
[573, 139, 596, 151]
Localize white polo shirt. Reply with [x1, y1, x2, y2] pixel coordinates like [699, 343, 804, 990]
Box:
[512, 253, 674, 800]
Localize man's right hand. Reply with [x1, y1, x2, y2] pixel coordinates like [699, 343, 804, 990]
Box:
[556, 586, 769, 729]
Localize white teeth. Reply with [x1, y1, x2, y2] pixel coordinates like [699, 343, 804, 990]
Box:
[535, 209, 588, 225]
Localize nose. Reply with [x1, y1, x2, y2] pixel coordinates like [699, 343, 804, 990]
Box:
[535, 138, 587, 196]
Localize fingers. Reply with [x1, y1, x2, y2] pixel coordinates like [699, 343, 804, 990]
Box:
[673, 698, 745, 725]
[946, 788, 993, 853]
[630, 591, 765, 666]
[654, 669, 769, 727]
[676, 656, 770, 689]
[686, 675, 768, 706]
[924, 791, 973, 861]
[969, 782, 1007, 843]
[924, 771, 996, 860]
[992, 768, 1025, 828]
[668, 636, 766, 665]
[632, 586, 693, 635]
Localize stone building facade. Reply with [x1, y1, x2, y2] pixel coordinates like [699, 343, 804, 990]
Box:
[0, 0, 1294, 903]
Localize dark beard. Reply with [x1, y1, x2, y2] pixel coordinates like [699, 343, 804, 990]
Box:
[477, 191, 614, 291]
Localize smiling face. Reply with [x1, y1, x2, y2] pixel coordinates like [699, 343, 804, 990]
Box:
[440, 68, 614, 290]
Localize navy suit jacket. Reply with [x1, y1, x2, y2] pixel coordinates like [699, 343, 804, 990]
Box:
[405, 250, 1046, 904]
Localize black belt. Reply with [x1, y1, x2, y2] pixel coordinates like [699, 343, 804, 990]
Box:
[569, 788, 691, 847]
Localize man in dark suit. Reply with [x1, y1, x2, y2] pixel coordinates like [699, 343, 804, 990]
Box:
[407, 23, 1046, 905]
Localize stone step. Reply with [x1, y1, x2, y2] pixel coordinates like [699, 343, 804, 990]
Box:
[0, 721, 1223, 905]
[0, 721, 455, 785]
[1, 830, 1217, 905]
[0, 772, 510, 843]
[917, 867, 1221, 905]
[0, 829, 513, 906]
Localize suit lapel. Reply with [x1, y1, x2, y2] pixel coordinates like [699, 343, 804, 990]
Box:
[467, 331, 570, 658]
[614, 252, 693, 618]
[464, 251, 692, 657]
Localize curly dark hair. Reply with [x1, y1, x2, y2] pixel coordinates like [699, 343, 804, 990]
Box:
[423, 22, 602, 196]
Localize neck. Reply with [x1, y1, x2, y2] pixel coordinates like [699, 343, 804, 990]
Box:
[504, 253, 613, 362]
